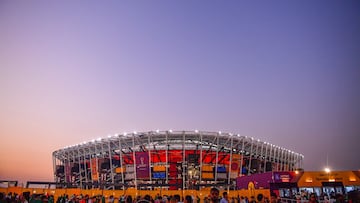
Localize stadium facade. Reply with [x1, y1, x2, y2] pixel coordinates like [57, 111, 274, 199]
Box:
[52, 130, 304, 190]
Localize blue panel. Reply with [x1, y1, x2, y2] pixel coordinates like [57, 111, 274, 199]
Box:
[152, 172, 166, 179]
[217, 166, 226, 173]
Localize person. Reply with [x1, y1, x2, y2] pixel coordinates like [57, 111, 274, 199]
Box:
[257, 194, 264, 203]
[126, 195, 133, 203]
[108, 195, 115, 203]
[270, 193, 277, 203]
[220, 192, 228, 203]
[174, 194, 182, 203]
[185, 195, 193, 203]
[249, 196, 256, 203]
[335, 194, 345, 203]
[169, 196, 178, 203]
[19, 195, 29, 203]
[209, 187, 220, 203]
[308, 193, 319, 203]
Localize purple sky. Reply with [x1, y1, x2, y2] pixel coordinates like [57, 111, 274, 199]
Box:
[1, 1, 360, 183]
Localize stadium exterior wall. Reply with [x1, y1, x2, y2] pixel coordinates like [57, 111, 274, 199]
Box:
[52, 130, 304, 190]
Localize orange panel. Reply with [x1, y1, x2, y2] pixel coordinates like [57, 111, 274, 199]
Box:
[202, 172, 214, 179]
[153, 165, 166, 172]
[201, 165, 213, 172]
[115, 167, 125, 173]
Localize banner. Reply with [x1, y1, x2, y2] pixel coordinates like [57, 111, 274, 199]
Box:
[91, 158, 99, 181]
[65, 163, 72, 182]
[135, 152, 150, 179]
[273, 171, 293, 183]
[231, 154, 241, 171]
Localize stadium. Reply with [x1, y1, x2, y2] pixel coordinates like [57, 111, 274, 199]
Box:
[52, 130, 304, 190]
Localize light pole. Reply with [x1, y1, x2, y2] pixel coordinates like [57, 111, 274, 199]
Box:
[324, 167, 331, 198]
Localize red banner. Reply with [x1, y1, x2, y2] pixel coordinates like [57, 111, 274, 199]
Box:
[91, 158, 98, 181]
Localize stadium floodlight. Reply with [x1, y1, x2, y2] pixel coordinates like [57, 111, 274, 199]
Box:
[194, 129, 199, 133]
[156, 129, 160, 133]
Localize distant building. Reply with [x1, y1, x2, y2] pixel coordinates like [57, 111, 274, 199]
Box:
[236, 170, 360, 198]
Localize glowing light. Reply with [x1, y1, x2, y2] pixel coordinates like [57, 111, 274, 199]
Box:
[325, 167, 331, 173]
[306, 178, 313, 182]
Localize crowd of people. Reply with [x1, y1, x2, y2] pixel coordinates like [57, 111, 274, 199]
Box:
[0, 188, 358, 203]
[0, 189, 267, 203]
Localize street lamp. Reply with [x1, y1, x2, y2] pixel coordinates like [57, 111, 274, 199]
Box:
[324, 167, 332, 199]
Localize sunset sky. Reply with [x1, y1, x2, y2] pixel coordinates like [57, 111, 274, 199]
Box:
[1, 1, 360, 184]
